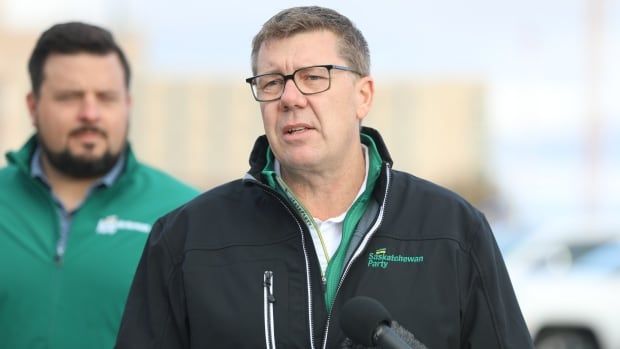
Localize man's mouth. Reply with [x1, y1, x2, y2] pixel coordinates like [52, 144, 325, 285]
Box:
[71, 127, 106, 138]
[287, 127, 307, 135]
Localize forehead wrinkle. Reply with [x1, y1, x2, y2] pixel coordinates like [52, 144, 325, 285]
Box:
[256, 31, 342, 75]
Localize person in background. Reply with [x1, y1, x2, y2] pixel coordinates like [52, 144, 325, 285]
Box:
[116, 6, 533, 348]
[0, 22, 198, 349]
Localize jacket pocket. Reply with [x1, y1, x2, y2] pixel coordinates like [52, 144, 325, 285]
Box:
[183, 254, 293, 347]
[263, 270, 276, 349]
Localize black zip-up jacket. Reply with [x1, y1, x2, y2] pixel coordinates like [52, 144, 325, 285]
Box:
[116, 128, 533, 349]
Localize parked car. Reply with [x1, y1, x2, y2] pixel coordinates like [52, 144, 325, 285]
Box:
[505, 217, 620, 349]
[572, 241, 620, 275]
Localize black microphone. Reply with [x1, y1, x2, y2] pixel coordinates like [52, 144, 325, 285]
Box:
[340, 296, 428, 349]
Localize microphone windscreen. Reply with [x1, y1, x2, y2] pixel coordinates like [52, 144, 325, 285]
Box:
[391, 321, 429, 349]
[340, 321, 429, 349]
[341, 296, 392, 346]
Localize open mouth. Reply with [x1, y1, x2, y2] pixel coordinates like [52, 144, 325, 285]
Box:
[287, 127, 307, 135]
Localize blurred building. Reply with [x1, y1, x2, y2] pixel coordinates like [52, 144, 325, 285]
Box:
[0, 26, 32, 156]
[371, 80, 490, 204]
[0, 25, 494, 208]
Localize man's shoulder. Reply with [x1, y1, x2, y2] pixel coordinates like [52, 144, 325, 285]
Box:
[146, 179, 248, 244]
[157, 177, 267, 228]
[390, 169, 477, 212]
[386, 169, 487, 246]
[0, 164, 17, 192]
[131, 161, 199, 197]
[0, 163, 29, 195]
[0, 163, 17, 178]
[181, 178, 249, 210]
[151, 177, 302, 254]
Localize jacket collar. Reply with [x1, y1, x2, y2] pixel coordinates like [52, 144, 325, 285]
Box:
[247, 126, 394, 182]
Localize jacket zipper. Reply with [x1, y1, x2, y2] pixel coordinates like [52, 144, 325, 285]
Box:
[321, 164, 392, 349]
[263, 271, 277, 349]
[247, 177, 317, 349]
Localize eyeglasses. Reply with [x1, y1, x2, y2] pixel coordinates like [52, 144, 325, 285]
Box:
[245, 64, 361, 102]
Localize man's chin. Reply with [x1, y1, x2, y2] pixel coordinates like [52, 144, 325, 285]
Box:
[68, 143, 106, 156]
[70, 151, 107, 162]
[46, 149, 122, 179]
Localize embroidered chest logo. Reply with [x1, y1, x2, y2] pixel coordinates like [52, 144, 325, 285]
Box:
[96, 215, 151, 235]
[367, 248, 424, 269]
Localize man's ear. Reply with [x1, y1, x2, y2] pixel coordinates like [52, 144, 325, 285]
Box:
[355, 76, 374, 122]
[26, 92, 38, 127]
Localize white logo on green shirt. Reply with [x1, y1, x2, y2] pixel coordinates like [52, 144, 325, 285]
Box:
[96, 215, 151, 235]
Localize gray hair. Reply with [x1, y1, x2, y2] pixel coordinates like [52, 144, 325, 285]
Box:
[251, 6, 370, 76]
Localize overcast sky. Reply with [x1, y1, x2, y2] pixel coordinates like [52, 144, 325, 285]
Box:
[4, 0, 618, 76]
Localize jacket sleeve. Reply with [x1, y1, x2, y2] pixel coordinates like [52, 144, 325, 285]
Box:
[460, 213, 534, 349]
[115, 216, 190, 349]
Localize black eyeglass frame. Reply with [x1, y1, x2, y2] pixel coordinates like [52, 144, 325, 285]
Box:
[245, 64, 362, 102]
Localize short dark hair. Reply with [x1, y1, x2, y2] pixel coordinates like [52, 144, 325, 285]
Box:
[28, 22, 131, 95]
[251, 6, 370, 76]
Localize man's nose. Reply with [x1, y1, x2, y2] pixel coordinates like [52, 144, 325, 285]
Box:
[279, 79, 307, 108]
[78, 94, 101, 122]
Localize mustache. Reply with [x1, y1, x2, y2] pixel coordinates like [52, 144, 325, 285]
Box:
[69, 126, 107, 138]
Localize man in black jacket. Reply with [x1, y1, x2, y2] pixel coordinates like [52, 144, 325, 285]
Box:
[116, 6, 533, 348]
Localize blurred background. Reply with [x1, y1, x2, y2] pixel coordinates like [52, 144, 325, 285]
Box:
[1, 1, 619, 347]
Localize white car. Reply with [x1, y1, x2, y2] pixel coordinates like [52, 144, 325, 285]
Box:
[505, 217, 620, 349]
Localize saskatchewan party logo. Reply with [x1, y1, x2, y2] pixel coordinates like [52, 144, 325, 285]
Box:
[367, 248, 424, 269]
[95, 215, 151, 235]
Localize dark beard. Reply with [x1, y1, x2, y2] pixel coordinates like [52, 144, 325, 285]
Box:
[39, 137, 124, 179]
